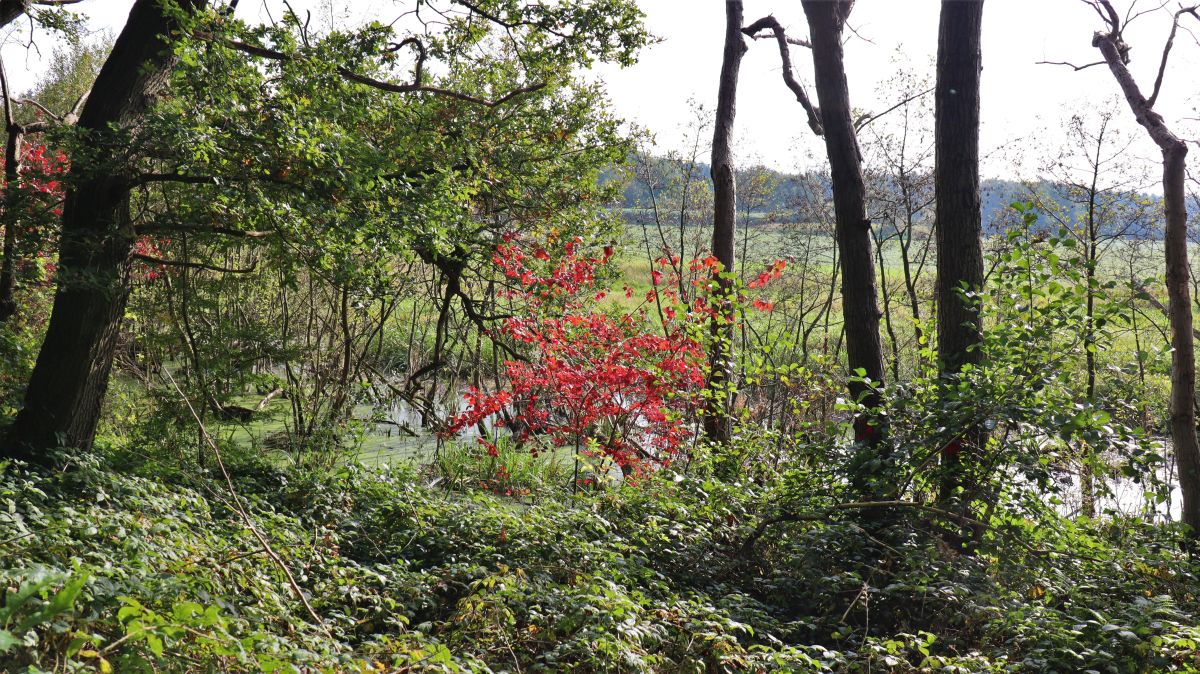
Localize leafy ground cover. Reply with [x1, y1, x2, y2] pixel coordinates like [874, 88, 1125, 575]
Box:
[2, 446, 1198, 673]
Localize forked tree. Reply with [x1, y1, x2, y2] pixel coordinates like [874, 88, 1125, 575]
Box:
[741, 2, 887, 494]
[1084, 0, 1200, 535]
[797, 0, 886, 419]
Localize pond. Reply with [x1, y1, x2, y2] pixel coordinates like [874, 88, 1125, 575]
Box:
[215, 391, 1189, 524]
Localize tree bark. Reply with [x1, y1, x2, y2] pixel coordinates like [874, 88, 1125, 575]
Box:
[934, 0, 985, 502]
[0, 113, 22, 321]
[4, 0, 208, 460]
[0, 0, 27, 29]
[800, 0, 886, 496]
[800, 0, 885, 409]
[702, 0, 746, 445]
[1092, 18, 1200, 536]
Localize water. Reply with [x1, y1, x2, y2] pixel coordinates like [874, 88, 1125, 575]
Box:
[227, 389, 1188, 522]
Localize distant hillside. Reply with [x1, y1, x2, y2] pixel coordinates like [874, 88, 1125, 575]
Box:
[608, 156, 1178, 238]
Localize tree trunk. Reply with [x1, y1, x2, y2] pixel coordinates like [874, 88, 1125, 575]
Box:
[934, 0, 985, 502]
[0, 116, 21, 321]
[0, 0, 28, 29]
[801, 0, 887, 494]
[3, 0, 208, 461]
[703, 0, 746, 445]
[1093, 24, 1200, 536]
[1081, 159, 1100, 519]
[800, 1, 884, 402]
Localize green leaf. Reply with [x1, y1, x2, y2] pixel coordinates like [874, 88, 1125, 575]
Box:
[0, 630, 18, 654]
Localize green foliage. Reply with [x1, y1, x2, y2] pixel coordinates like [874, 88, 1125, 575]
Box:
[4, 4, 1199, 674]
[3, 443, 1199, 673]
[430, 436, 572, 496]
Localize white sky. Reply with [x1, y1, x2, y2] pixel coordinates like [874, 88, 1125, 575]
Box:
[3, 0, 1198, 179]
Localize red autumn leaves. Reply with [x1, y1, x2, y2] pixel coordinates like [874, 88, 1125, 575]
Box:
[2, 143, 174, 285]
[447, 235, 786, 478]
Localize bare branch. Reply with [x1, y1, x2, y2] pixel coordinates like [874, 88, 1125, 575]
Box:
[162, 369, 333, 642]
[854, 86, 933, 131]
[1092, 0, 1122, 34]
[1036, 59, 1106, 70]
[1146, 5, 1199, 109]
[1125, 0, 1171, 27]
[1134, 280, 1200, 338]
[11, 97, 60, 122]
[743, 15, 823, 135]
[132, 253, 259, 274]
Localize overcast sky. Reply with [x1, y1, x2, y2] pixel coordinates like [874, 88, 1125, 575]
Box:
[3, 0, 1198, 179]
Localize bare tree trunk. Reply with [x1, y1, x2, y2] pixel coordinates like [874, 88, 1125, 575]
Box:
[934, 0, 985, 503]
[1091, 6, 1200, 536]
[801, 0, 887, 493]
[4, 0, 208, 461]
[1081, 147, 1101, 518]
[0, 108, 22, 321]
[703, 0, 747, 445]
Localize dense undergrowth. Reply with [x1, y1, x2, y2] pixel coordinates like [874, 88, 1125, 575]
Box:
[2, 444, 1198, 673]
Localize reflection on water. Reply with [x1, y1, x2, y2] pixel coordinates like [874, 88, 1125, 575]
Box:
[1053, 440, 1182, 523]
[351, 396, 490, 465]
[248, 389, 1190, 521]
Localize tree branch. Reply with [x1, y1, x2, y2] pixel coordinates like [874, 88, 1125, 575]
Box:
[1134, 280, 1200, 338]
[136, 223, 276, 239]
[0, 0, 84, 30]
[743, 15, 822, 135]
[854, 86, 933, 131]
[1146, 5, 1199, 109]
[1036, 59, 1106, 71]
[134, 172, 223, 186]
[132, 253, 259, 274]
[739, 500, 987, 555]
[11, 96, 60, 122]
[194, 31, 546, 108]
[452, 0, 572, 39]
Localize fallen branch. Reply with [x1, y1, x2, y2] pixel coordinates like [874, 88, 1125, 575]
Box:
[739, 499, 984, 554]
[254, 387, 285, 412]
[163, 369, 335, 642]
[1133, 280, 1200, 339]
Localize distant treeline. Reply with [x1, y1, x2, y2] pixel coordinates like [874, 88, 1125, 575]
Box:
[608, 156, 1183, 239]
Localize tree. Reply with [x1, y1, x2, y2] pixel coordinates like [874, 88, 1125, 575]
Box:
[3, 0, 650, 461]
[0, 41, 100, 321]
[799, 0, 887, 467]
[1026, 107, 1156, 517]
[934, 0, 985, 503]
[742, 2, 887, 492]
[5, 0, 211, 459]
[447, 238, 706, 482]
[703, 0, 747, 445]
[1088, 0, 1200, 536]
